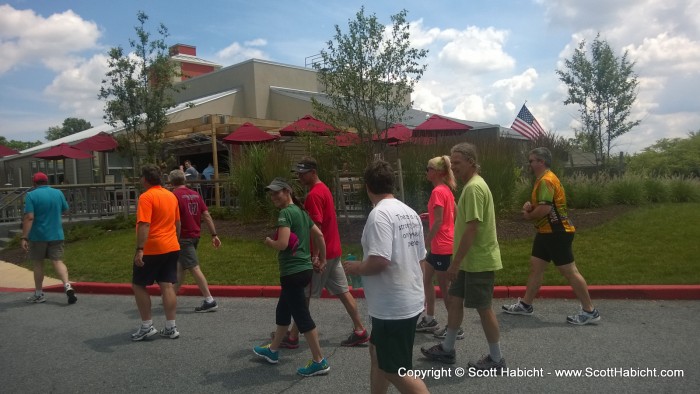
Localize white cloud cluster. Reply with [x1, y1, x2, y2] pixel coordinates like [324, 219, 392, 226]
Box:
[215, 40, 269, 65]
[43, 54, 110, 121]
[0, 5, 101, 75]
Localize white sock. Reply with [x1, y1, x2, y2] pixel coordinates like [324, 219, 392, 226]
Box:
[205, 296, 214, 303]
[165, 320, 176, 329]
[35, 289, 43, 296]
[489, 342, 502, 362]
[141, 320, 153, 328]
[64, 282, 72, 290]
[442, 328, 458, 352]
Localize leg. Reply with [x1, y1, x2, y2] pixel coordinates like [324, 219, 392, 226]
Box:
[336, 291, 365, 330]
[174, 263, 186, 294]
[369, 343, 391, 394]
[302, 328, 324, 362]
[446, 295, 464, 330]
[522, 256, 549, 305]
[476, 307, 500, 344]
[289, 293, 310, 340]
[32, 260, 44, 292]
[422, 261, 436, 317]
[435, 271, 450, 311]
[132, 284, 152, 321]
[159, 282, 177, 321]
[190, 266, 212, 298]
[557, 262, 594, 311]
[50, 260, 70, 285]
[383, 372, 429, 394]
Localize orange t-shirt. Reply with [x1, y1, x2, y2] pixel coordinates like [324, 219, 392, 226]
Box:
[136, 185, 181, 255]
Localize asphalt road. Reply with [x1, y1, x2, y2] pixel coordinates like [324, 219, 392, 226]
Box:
[0, 293, 697, 393]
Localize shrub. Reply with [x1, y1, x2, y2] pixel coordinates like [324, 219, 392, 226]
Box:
[669, 177, 700, 202]
[608, 175, 646, 205]
[208, 206, 236, 220]
[643, 178, 670, 203]
[564, 173, 608, 208]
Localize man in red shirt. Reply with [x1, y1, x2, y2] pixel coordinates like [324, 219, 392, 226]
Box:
[169, 169, 222, 312]
[132, 164, 181, 341]
[282, 157, 368, 348]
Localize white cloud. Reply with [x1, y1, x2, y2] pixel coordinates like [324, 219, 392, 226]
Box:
[0, 5, 101, 74]
[492, 68, 539, 102]
[437, 26, 515, 73]
[215, 40, 269, 64]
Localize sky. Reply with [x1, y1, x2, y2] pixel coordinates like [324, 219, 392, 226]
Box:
[1, 0, 699, 153]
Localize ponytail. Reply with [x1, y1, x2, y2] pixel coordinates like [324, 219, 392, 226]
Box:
[428, 155, 457, 191]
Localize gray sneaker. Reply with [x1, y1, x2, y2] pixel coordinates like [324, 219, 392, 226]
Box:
[567, 308, 601, 325]
[194, 299, 217, 313]
[26, 293, 46, 304]
[416, 317, 440, 332]
[159, 326, 180, 339]
[501, 298, 533, 315]
[131, 325, 157, 341]
[420, 343, 456, 364]
[65, 285, 77, 305]
[433, 327, 465, 340]
[468, 354, 506, 372]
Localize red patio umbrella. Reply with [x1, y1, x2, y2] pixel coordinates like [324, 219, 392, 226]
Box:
[222, 122, 279, 144]
[0, 144, 20, 157]
[279, 115, 341, 136]
[412, 114, 472, 137]
[34, 143, 92, 184]
[73, 132, 119, 152]
[373, 123, 413, 145]
[328, 132, 361, 147]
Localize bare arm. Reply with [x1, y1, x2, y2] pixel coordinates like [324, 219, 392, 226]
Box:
[523, 204, 551, 221]
[343, 255, 391, 276]
[310, 224, 326, 272]
[134, 222, 150, 267]
[424, 205, 444, 248]
[202, 210, 221, 248]
[448, 220, 479, 281]
[20, 213, 34, 251]
[265, 226, 290, 251]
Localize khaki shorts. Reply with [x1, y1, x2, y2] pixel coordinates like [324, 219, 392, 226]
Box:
[178, 238, 200, 269]
[306, 257, 349, 298]
[448, 270, 495, 310]
[28, 240, 64, 261]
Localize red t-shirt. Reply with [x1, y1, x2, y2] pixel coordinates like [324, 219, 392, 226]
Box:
[305, 181, 342, 259]
[172, 186, 208, 239]
[427, 184, 455, 255]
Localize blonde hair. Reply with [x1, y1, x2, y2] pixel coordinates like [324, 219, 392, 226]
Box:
[427, 155, 457, 191]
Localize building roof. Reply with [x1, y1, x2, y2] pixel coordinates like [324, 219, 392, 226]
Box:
[170, 53, 222, 68]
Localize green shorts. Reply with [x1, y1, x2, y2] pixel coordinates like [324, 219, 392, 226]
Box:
[369, 313, 421, 374]
[448, 270, 495, 310]
[28, 240, 64, 261]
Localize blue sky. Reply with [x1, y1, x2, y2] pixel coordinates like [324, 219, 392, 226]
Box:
[2, 0, 699, 153]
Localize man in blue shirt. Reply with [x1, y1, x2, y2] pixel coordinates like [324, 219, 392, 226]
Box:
[21, 172, 77, 304]
[202, 163, 214, 180]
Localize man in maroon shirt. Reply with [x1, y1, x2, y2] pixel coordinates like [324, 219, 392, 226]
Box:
[280, 157, 368, 348]
[169, 169, 222, 312]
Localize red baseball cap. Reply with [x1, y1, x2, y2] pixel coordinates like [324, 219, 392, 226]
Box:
[32, 172, 49, 183]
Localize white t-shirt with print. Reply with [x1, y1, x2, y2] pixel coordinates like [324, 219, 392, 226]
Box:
[361, 198, 426, 320]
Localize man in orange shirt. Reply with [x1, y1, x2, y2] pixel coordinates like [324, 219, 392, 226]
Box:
[131, 164, 182, 341]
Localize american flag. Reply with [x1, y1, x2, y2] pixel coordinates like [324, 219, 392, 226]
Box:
[511, 104, 545, 140]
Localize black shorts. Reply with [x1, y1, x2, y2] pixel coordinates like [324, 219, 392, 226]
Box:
[276, 270, 316, 333]
[370, 313, 421, 373]
[531, 232, 575, 266]
[425, 253, 451, 272]
[132, 251, 179, 286]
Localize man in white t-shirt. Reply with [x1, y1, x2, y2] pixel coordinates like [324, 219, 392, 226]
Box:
[344, 160, 428, 394]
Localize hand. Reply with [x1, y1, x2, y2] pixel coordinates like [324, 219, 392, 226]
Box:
[419, 212, 429, 221]
[446, 263, 459, 283]
[21, 239, 29, 252]
[522, 201, 533, 212]
[134, 250, 144, 267]
[264, 237, 273, 247]
[212, 236, 221, 249]
[313, 256, 327, 273]
[343, 260, 359, 276]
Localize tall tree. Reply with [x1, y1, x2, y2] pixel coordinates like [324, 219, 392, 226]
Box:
[46, 117, 93, 141]
[98, 11, 180, 170]
[628, 131, 700, 177]
[556, 34, 641, 167]
[312, 7, 428, 158]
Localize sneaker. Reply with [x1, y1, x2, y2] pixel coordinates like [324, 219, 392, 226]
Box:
[420, 343, 456, 364]
[433, 327, 465, 340]
[194, 299, 217, 313]
[468, 354, 506, 372]
[253, 344, 279, 364]
[567, 308, 601, 325]
[65, 285, 77, 305]
[416, 317, 440, 332]
[131, 325, 157, 341]
[270, 331, 299, 349]
[297, 358, 330, 377]
[501, 298, 533, 315]
[25, 293, 46, 304]
[340, 329, 369, 347]
[159, 326, 180, 339]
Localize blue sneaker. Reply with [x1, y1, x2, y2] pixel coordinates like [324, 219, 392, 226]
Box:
[297, 358, 330, 377]
[253, 344, 279, 364]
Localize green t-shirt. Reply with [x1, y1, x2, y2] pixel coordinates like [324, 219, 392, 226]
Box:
[277, 204, 313, 277]
[453, 175, 502, 272]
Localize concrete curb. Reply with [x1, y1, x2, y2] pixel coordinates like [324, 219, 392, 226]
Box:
[4, 283, 697, 300]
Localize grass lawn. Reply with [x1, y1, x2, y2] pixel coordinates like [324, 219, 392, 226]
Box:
[32, 203, 700, 285]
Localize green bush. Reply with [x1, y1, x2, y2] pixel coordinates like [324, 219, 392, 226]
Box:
[608, 175, 646, 205]
[669, 177, 700, 202]
[643, 178, 670, 203]
[564, 173, 608, 208]
[208, 206, 236, 220]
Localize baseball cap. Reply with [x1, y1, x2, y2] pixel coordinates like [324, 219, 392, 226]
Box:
[264, 177, 292, 192]
[292, 161, 317, 174]
[32, 172, 49, 183]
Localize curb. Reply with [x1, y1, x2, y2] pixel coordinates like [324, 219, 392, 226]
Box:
[5, 283, 698, 300]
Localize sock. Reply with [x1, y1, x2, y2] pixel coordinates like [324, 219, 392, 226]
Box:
[426, 314, 435, 322]
[64, 283, 72, 290]
[165, 320, 176, 329]
[489, 342, 502, 362]
[205, 296, 214, 303]
[442, 328, 458, 352]
[141, 319, 153, 328]
[355, 328, 366, 335]
[583, 308, 595, 314]
[520, 300, 531, 308]
[35, 289, 43, 296]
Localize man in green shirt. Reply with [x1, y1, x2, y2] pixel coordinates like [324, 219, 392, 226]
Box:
[421, 143, 506, 372]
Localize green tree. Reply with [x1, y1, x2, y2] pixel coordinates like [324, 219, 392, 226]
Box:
[627, 131, 700, 177]
[556, 34, 641, 167]
[98, 11, 180, 171]
[312, 7, 428, 158]
[46, 117, 93, 141]
[0, 136, 42, 151]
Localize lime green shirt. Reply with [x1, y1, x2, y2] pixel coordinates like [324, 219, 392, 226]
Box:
[453, 175, 502, 272]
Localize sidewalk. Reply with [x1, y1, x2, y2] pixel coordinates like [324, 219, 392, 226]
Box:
[2, 261, 698, 299]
